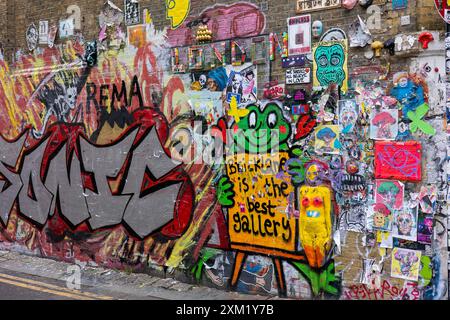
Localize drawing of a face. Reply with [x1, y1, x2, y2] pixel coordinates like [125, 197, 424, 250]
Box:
[233, 103, 291, 153]
[199, 74, 207, 87]
[373, 211, 387, 228]
[316, 127, 336, 148]
[397, 211, 413, 236]
[373, 204, 390, 229]
[166, 0, 191, 29]
[206, 78, 218, 91]
[315, 43, 346, 87]
[306, 164, 319, 184]
[231, 73, 242, 91]
[340, 102, 358, 131]
[377, 181, 400, 208]
[312, 21, 323, 38]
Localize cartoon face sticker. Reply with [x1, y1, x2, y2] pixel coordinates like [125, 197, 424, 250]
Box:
[372, 203, 392, 231]
[232, 103, 291, 153]
[397, 211, 413, 236]
[314, 42, 346, 88]
[199, 74, 207, 87]
[315, 125, 340, 154]
[305, 163, 320, 184]
[338, 100, 358, 134]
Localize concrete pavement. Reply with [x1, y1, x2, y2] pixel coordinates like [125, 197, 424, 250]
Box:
[0, 250, 284, 300]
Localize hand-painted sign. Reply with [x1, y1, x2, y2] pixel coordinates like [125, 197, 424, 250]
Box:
[286, 67, 311, 84]
[226, 152, 297, 258]
[297, 0, 341, 13]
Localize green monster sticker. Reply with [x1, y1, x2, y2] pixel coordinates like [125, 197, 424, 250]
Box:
[313, 41, 348, 92]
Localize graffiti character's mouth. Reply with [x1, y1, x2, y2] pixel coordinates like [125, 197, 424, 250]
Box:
[236, 129, 286, 150]
[340, 174, 366, 192]
[306, 210, 321, 218]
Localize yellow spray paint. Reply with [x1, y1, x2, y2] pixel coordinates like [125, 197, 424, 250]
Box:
[299, 185, 332, 268]
[166, 0, 191, 29]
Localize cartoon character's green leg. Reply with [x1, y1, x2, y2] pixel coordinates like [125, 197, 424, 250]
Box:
[290, 260, 339, 297]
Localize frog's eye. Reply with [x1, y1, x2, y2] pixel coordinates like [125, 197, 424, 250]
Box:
[267, 112, 277, 129]
[248, 111, 257, 129]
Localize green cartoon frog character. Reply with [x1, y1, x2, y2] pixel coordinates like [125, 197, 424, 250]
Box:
[213, 102, 339, 297]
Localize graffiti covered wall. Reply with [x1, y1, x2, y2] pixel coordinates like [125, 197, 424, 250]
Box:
[0, 0, 448, 300]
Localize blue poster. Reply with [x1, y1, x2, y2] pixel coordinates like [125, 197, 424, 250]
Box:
[392, 0, 408, 10]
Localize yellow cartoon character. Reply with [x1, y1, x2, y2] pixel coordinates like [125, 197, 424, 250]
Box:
[299, 186, 333, 268]
[166, 0, 191, 29]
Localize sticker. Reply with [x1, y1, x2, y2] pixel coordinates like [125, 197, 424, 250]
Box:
[285, 67, 311, 84]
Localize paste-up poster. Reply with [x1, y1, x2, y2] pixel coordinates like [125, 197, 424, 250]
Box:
[378, 231, 393, 248]
[225, 64, 257, 105]
[59, 18, 74, 38]
[374, 141, 422, 182]
[371, 203, 393, 232]
[124, 0, 140, 25]
[370, 109, 399, 140]
[226, 71, 243, 104]
[127, 24, 146, 48]
[26, 23, 38, 51]
[338, 99, 358, 134]
[375, 180, 404, 210]
[285, 67, 311, 84]
[417, 211, 433, 244]
[187, 90, 224, 124]
[392, 207, 418, 241]
[48, 25, 58, 48]
[287, 15, 312, 55]
[418, 185, 437, 214]
[313, 40, 348, 92]
[39, 21, 49, 44]
[391, 248, 421, 281]
[314, 125, 340, 154]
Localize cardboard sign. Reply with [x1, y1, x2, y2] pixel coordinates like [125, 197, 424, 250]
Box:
[226, 152, 297, 257]
[286, 67, 311, 84]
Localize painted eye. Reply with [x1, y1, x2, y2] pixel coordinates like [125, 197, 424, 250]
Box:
[313, 197, 323, 207]
[302, 198, 310, 207]
[319, 55, 328, 67]
[331, 56, 340, 66]
[248, 111, 257, 129]
[267, 112, 277, 129]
